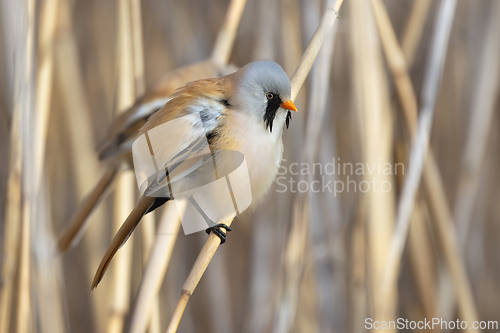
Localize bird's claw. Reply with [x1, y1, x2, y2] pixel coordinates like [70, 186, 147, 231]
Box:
[205, 224, 232, 244]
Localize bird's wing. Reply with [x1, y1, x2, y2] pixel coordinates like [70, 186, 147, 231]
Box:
[144, 141, 216, 198]
[98, 99, 172, 161]
[132, 76, 232, 197]
[140, 104, 226, 198]
[97, 60, 236, 161]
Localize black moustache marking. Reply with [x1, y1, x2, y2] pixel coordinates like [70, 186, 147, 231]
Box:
[264, 93, 282, 132]
[286, 111, 292, 129]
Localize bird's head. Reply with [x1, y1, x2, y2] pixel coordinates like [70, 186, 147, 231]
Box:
[233, 60, 297, 132]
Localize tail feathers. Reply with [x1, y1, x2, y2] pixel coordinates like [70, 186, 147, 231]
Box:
[91, 195, 156, 290]
[58, 164, 120, 254]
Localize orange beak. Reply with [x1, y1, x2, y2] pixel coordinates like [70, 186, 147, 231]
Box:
[280, 100, 298, 112]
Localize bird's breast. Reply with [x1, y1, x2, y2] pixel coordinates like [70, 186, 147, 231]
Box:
[221, 111, 286, 206]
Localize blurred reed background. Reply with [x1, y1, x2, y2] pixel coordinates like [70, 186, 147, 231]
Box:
[1, 0, 500, 332]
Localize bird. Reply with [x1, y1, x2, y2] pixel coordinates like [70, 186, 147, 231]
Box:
[91, 60, 298, 289]
[57, 60, 237, 254]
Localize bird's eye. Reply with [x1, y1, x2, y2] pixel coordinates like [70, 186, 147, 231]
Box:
[266, 92, 274, 100]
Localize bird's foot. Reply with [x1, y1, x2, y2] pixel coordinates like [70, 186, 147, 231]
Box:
[205, 224, 232, 244]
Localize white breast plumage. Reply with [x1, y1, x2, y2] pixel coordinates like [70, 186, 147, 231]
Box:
[227, 110, 287, 206]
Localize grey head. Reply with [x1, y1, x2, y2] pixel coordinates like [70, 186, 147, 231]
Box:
[233, 60, 296, 132]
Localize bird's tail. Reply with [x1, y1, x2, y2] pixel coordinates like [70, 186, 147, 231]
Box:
[58, 164, 120, 254]
[91, 195, 156, 289]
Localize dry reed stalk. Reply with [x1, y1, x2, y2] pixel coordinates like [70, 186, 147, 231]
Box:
[32, 1, 66, 332]
[166, 3, 343, 332]
[18, 188, 32, 333]
[54, 5, 162, 307]
[244, 209, 283, 333]
[379, 0, 457, 320]
[275, 0, 339, 330]
[34, 0, 58, 187]
[280, 0, 303, 76]
[165, 222, 234, 333]
[395, 148, 438, 321]
[107, 173, 136, 333]
[314, 144, 347, 331]
[350, 210, 368, 333]
[55, 0, 109, 329]
[137, 208, 161, 333]
[296, 262, 319, 332]
[399, 15, 437, 313]
[52, 0, 104, 252]
[423, 159, 479, 327]
[350, 0, 396, 327]
[57, 164, 120, 253]
[0, 103, 21, 333]
[307, 19, 340, 331]
[14, 1, 37, 332]
[106, 172, 136, 332]
[406, 201, 437, 320]
[128, 1, 162, 332]
[204, 244, 235, 333]
[454, 1, 500, 246]
[211, 0, 247, 64]
[401, 0, 432, 67]
[406, 15, 473, 313]
[279, 0, 305, 157]
[130, 0, 145, 95]
[0, 2, 25, 330]
[396, 144, 438, 322]
[302, 2, 338, 158]
[128, 202, 185, 333]
[0, 4, 23, 329]
[275, 199, 309, 333]
[137, 210, 162, 333]
[371, 0, 480, 325]
[33, 188, 66, 333]
[106, 1, 138, 332]
[55, 0, 104, 224]
[370, 0, 417, 136]
[129, 0, 151, 267]
[243, 2, 290, 331]
[431, 1, 500, 325]
[370, 0, 436, 319]
[253, 0, 278, 60]
[290, 2, 342, 101]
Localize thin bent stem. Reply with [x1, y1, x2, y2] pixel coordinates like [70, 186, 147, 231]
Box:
[107, 1, 140, 332]
[454, 1, 500, 246]
[290, 0, 343, 101]
[211, 0, 247, 64]
[371, 0, 480, 324]
[379, 0, 458, 321]
[129, 202, 185, 333]
[16, 1, 37, 332]
[165, 220, 234, 333]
